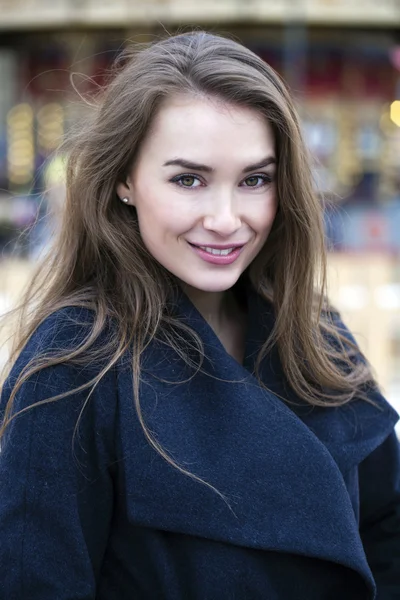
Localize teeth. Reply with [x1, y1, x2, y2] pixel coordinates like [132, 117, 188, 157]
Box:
[199, 247, 235, 256]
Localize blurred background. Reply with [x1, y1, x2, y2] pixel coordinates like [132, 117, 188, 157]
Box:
[0, 0, 400, 423]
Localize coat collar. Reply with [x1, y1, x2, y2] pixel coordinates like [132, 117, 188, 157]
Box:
[241, 284, 399, 472]
[129, 283, 398, 598]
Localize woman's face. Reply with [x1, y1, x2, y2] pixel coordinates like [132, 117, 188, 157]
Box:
[117, 94, 277, 293]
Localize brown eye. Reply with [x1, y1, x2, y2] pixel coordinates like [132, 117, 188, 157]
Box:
[170, 174, 202, 188]
[245, 176, 259, 187]
[242, 174, 272, 188]
[181, 176, 196, 187]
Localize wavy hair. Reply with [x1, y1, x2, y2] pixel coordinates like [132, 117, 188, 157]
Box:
[0, 31, 376, 484]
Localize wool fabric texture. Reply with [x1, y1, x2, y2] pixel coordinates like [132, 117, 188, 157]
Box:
[1, 286, 400, 599]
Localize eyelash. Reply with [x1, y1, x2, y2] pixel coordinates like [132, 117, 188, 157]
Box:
[170, 173, 273, 189]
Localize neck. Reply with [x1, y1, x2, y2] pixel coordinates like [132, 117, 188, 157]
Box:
[181, 285, 232, 335]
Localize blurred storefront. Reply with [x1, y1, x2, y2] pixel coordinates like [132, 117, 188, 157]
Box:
[0, 0, 400, 416]
[1, 1, 400, 248]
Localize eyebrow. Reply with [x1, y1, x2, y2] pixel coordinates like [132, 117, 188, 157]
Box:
[242, 157, 276, 173]
[162, 156, 276, 173]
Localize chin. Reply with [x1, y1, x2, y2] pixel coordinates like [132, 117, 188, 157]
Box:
[183, 274, 242, 293]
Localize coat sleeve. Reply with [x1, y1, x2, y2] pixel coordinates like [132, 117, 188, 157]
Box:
[0, 312, 117, 600]
[359, 430, 400, 598]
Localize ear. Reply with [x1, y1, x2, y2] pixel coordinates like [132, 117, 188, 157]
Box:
[116, 178, 135, 206]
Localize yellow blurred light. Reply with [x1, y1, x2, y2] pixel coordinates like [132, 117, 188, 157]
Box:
[9, 164, 34, 175]
[8, 151, 34, 161]
[37, 103, 63, 117]
[37, 103, 64, 154]
[9, 165, 34, 176]
[7, 103, 33, 127]
[8, 157, 34, 166]
[390, 101, 400, 127]
[39, 136, 64, 154]
[37, 103, 64, 128]
[38, 114, 63, 126]
[8, 158, 34, 169]
[9, 147, 34, 161]
[38, 127, 63, 140]
[9, 174, 33, 185]
[41, 121, 63, 130]
[9, 139, 34, 149]
[7, 130, 34, 143]
[8, 152, 34, 162]
[7, 126, 35, 182]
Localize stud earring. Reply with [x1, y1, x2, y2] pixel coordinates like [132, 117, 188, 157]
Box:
[121, 197, 129, 204]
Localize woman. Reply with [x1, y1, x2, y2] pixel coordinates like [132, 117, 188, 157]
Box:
[1, 31, 399, 599]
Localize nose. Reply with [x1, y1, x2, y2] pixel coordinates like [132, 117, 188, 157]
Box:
[202, 195, 242, 237]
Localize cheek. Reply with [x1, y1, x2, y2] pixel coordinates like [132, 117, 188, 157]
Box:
[135, 190, 194, 237]
[134, 185, 165, 221]
[251, 197, 278, 235]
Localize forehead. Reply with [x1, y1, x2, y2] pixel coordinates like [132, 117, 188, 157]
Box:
[140, 94, 275, 161]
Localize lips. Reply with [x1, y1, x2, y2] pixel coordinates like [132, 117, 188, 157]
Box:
[188, 242, 245, 265]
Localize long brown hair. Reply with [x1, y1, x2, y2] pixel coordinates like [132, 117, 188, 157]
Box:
[0, 31, 376, 480]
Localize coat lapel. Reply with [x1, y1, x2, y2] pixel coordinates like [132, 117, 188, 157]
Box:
[117, 286, 397, 599]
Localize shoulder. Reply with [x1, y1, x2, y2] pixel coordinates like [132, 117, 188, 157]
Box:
[1, 306, 118, 418]
[0, 306, 118, 482]
[23, 306, 98, 353]
[9, 305, 119, 375]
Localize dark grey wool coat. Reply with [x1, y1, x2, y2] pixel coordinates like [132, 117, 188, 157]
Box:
[1, 284, 399, 599]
